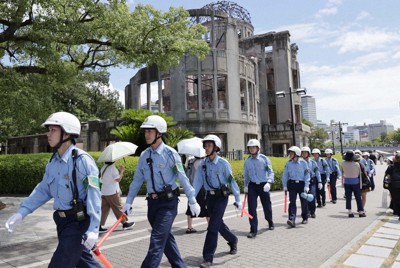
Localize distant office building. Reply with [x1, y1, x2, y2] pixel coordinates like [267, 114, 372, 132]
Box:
[316, 120, 328, 130]
[301, 95, 317, 126]
[347, 124, 369, 142]
[343, 130, 360, 143]
[368, 120, 394, 141]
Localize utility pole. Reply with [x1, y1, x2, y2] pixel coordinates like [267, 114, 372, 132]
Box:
[332, 121, 348, 155]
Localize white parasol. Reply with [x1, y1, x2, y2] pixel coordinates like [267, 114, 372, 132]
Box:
[177, 137, 206, 158]
[97, 142, 138, 162]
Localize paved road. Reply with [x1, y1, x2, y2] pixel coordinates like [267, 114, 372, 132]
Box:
[0, 164, 399, 268]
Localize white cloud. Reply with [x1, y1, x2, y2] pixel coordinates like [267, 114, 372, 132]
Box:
[356, 11, 371, 21]
[330, 28, 400, 54]
[315, 7, 338, 18]
[108, 81, 125, 107]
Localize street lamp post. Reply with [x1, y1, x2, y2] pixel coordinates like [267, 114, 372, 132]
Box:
[332, 121, 348, 154]
[276, 87, 307, 146]
[329, 131, 335, 153]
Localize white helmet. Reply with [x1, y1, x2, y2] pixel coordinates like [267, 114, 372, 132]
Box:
[247, 139, 260, 148]
[325, 148, 333, 155]
[140, 115, 167, 133]
[354, 149, 362, 155]
[42, 112, 81, 136]
[362, 152, 370, 157]
[301, 146, 311, 154]
[312, 148, 321, 155]
[203, 134, 222, 152]
[288, 146, 301, 156]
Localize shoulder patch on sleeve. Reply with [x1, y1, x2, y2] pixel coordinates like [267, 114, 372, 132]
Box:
[174, 163, 185, 173]
[83, 175, 100, 189]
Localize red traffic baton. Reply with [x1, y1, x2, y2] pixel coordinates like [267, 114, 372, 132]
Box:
[92, 214, 128, 268]
[327, 183, 332, 201]
[284, 191, 287, 213]
[240, 193, 253, 219]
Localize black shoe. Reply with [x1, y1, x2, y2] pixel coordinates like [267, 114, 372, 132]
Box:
[200, 261, 212, 268]
[310, 213, 316, 218]
[269, 224, 275, 230]
[359, 213, 366, 218]
[348, 213, 355, 218]
[317, 204, 322, 208]
[322, 202, 326, 207]
[287, 220, 295, 228]
[247, 232, 257, 238]
[302, 219, 308, 224]
[332, 200, 337, 204]
[227, 241, 237, 254]
[99, 226, 108, 233]
[122, 221, 135, 230]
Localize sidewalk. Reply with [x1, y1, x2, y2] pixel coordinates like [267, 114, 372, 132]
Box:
[0, 164, 399, 267]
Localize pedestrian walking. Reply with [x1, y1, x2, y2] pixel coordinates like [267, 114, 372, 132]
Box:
[282, 146, 311, 228]
[325, 148, 342, 204]
[5, 112, 102, 268]
[99, 162, 134, 232]
[361, 152, 376, 191]
[353, 154, 371, 209]
[185, 155, 209, 234]
[243, 139, 275, 238]
[341, 151, 366, 218]
[123, 115, 201, 268]
[301, 146, 322, 218]
[193, 134, 242, 268]
[312, 148, 331, 207]
[384, 153, 400, 218]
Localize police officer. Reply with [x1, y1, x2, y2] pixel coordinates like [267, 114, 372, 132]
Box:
[301, 146, 322, 218]
[123, 115, 201, 268]
[282, 146, 311, 228]
[361, 152, 376, 191]
[193, 134, 241, 268]
[243, 139, 275, 238]
[325, 148, 342, 204]
[312, 148, 331, 207]
[5, 112, 102, 268]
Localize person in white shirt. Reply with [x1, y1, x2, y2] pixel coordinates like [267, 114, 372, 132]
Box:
[99, 162, 134, 232]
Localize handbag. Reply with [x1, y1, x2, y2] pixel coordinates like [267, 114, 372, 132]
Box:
[383, 176, 390, 190]
[359, 164, 371, 190]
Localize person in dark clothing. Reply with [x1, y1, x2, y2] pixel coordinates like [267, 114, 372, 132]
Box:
[384, 153, 400, 218]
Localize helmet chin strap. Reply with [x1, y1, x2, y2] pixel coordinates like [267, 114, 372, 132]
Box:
[50, 131, 74, 162]
[150, 132, 162, 145]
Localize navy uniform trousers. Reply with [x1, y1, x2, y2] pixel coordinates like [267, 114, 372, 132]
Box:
[329, 173, 338, 201]
[307, 178, 317, 215]
[316, 174, 327, 206]
[142, 197, 186, 268]
[50, 212, 101, 268]
[203, 194, 237, 263]
[288, 180, 308, 222]
[247, 182, 273, 233]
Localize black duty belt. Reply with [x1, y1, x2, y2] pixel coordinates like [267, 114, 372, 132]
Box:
[249, 181, 267, 186]
[288, 179, 304, 184]
[56, 208, 79, 218]
[207, 189, 223, 197]
[147, 188, 180, 200]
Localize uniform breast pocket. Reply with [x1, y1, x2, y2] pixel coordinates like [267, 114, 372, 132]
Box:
[57, 179, 73, 203]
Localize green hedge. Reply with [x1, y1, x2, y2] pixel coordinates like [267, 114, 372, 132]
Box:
[0, 153, 342, 195]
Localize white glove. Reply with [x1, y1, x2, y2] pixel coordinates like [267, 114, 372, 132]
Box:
[327, 178, 330, 183]
[318, 183, 323, 190]
[263, 183, 271, 192]
[284, 187, 288, 192]
[82, 231, 98, 251]
[244, 186, 248, 193]
[234, 202, 242, 209]
[123, 203, 132, 216]
[304, 187, 309, 193]
[5, 213, 23, 233]
[189, 202, 201, 217]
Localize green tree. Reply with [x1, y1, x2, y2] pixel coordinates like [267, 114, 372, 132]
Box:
[163, 127, 194, 149]
[1, 1, 208, 74]
[302, 118, 313, 127]
[309, 127, 329, 149]
[1, 0, 209, 141]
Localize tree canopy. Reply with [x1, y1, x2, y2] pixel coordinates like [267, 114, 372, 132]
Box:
[0, 0, 209, 142]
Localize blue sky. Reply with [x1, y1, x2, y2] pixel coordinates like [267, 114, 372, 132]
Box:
[109, 0, 400, 129]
